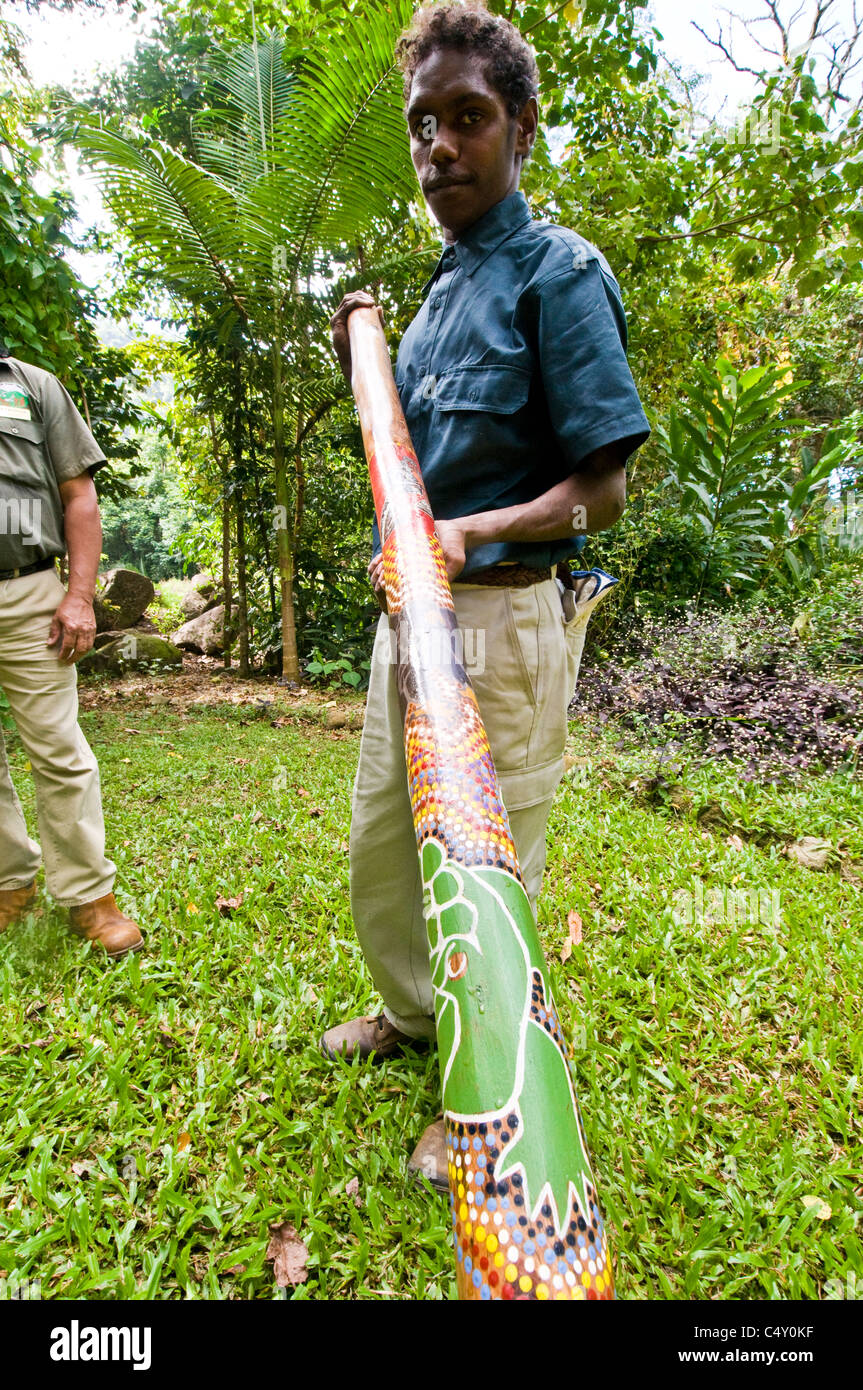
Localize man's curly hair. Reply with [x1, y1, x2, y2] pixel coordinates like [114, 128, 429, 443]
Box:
[395, 1, 539, 117]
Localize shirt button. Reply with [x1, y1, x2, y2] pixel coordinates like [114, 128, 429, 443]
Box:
[433, 297, 442, 310]
[469, 389, 478, 402]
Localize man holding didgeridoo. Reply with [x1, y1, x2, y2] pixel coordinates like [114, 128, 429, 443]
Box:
[326, 0, 649, 1184]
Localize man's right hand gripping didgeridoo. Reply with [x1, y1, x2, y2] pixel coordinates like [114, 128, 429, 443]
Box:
[330, 291, 386, 385]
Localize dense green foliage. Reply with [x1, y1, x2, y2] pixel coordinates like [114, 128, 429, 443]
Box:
[0, 13, 146, 483]
[98, 435, 196, 578]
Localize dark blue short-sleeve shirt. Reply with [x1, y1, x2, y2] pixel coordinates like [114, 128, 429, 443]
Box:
[374, 190, 650, 578]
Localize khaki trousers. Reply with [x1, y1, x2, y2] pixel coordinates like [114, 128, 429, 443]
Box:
[0, 567, 116, 905]
[349, 576, 592, 1039]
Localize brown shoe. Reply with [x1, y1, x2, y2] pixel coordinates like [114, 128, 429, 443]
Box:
[0, 880, 37, 934]
[320, 1013, 426, 1062]
[407, 1119, 448, 1194]
[68, 892, 144, 959]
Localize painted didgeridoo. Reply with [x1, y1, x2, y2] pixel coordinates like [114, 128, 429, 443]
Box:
[346, 306, 614, 1302]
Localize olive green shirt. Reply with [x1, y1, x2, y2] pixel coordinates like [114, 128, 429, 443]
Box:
[0, 356, 106, 571]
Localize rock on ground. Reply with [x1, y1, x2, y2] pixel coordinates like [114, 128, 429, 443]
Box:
[173, 603, 232, 656]
[191, 571, 218, 599]
[93, 569, 155, 633]
[78, 632, 183, 677]
[180, 572, 223, 620]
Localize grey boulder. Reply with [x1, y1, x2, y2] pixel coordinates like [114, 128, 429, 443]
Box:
[180, 571, 223, 620]
[173, 603, 232, 655]
[93, 568, 155, 633]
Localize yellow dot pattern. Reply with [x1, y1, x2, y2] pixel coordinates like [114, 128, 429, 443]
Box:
[447, 1114, 614, 1302]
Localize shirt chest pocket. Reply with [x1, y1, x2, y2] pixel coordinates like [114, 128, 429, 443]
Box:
[433, 364, 531, 414]
[0, 416, 47, 489]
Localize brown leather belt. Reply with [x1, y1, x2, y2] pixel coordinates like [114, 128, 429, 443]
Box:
[456, 563, 554, 588]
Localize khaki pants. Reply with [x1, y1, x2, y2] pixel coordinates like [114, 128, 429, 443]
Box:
[0, 567, 115, 905]
[349, 575, 593, 1039]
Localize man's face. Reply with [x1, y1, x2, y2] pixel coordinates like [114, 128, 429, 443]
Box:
[406, 48, 536, 241]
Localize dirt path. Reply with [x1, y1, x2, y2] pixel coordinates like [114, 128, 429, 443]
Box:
[78, 654, 366, 728]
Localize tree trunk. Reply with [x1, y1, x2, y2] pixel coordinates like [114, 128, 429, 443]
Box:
[280, 540, 298, 684]
[273, 337, 300, 681]
[208, 407, 233, 673]
[236, 492, 250, 677]
[221, 488, 233, 670]
[275, 460, 299, 681]
[292, 398, 307, 665]
[246, 409, 278, 627]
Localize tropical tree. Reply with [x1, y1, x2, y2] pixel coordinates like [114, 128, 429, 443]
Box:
[70, 4, 425, 677]
[0, 7, 145, 483]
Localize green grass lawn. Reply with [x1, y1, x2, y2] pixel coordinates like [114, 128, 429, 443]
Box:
[1, 688, 860, 1300]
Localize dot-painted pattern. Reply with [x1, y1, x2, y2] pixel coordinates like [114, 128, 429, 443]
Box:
[405, 691, 521, 880]
[378, 445, 453, 619]
[374, 443, 517, 880]
[442, 967, 614, 1300]
[446, 1113, 613, 1301]
[530, 969, 566, 1049]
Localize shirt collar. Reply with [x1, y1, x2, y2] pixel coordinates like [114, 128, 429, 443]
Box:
[421, 190, 532, 295]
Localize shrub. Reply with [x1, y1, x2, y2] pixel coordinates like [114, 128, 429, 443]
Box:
[793, 553, 863, 677]
[577, 491, 730, 653]
[576, 603, 862, 780]
[150, 579, 188, 635]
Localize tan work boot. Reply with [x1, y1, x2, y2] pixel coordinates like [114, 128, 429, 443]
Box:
[0, 880, 37, 934]
[320, 1013, 427, 1062]
[407, 1118, 448, 1194]
[68, 893, 143, 959]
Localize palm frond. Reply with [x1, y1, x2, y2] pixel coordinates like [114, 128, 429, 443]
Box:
[328, 245, 439, 302]
[265, 0, 417, 278]
[72, 5, 421, 349]
[193, 33, 296, 190]
[73, 125, 247, 318]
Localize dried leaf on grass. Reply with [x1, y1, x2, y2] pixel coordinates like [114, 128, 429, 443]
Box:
[801, 1194, 832, 1220]
[560, 909, 584, 963]
[345, 1176, 362, 1208]
[265, 1222, 309, 1287]
[785, 837, 837, 871]
[215, 892, 245, 915]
